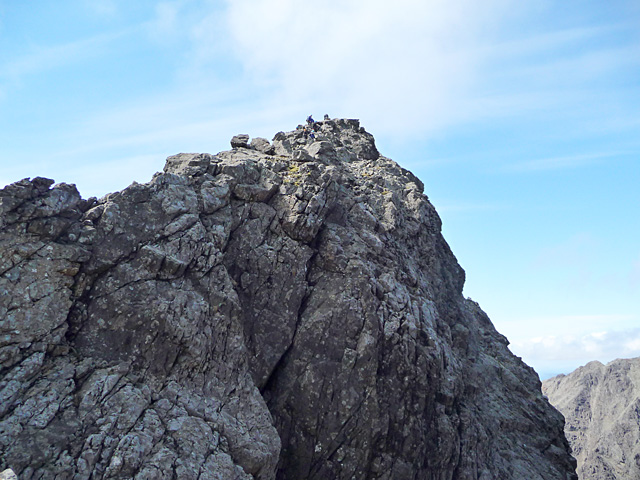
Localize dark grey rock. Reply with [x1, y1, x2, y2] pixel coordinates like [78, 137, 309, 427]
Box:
[543, 358, 640, 480]
[271, 131, 292, 155]
[250, 137, 276, 155]
[163, 152, 215, 177]
[305, 141, 337, 163]
[231, 134, 250, 149]
[0, 119, 576, 479]
[292, 148, 314, 162]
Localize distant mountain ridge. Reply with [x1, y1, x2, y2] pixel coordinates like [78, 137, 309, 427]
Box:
[543, 357, 640, 480]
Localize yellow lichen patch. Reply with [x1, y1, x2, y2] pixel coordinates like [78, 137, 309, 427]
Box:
[287, 164, 300, 174]
[282, 163, 303, 185]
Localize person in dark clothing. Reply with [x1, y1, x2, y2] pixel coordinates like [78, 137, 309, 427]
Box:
[306, 115, 314, 126]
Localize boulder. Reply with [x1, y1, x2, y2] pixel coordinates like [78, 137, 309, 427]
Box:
[163, 152, 215, 176]
[250, 137, 276, 155]
[231, 133, 250, 148]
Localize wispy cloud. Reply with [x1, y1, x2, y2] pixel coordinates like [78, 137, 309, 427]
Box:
[448, 14, 640, 153]
[499, 314, 638, 338]
[56, 83, 299, 153]
[630, 253, 640, 288]
[0, 28, 134, 85]
[494, 312, 640, 378]
[145, 0, 192, 45]
[484, 25, 640, 78]
[211, 0, 640, 139]
[509, 325, 640, 378]
[437, 202, 510, 213]
[505, 151, 631, 172]
[486, 25, 617, 59]
[533, 233, 599, 268]
[526, 233, 640, 296]
[0, 85, 310, 197]
[81, 0, 119, 18]
[217, 0, 512, 135]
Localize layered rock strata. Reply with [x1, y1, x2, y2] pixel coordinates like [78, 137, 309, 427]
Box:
[543, 358, 640, 480]
[0, 119, 576, 479]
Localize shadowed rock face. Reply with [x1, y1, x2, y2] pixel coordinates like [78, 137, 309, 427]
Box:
[543, 358, 640, 480]
[0, 119, 576, 479]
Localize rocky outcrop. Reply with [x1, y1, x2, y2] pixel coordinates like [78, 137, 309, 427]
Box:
[543, 358, 640, 480]
[230, 134, 250, 148]
[0, 469, 17, 480]
[0, 118, 576, 479]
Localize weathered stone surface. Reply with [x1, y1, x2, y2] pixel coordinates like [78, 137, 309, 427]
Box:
[292, 148, 314, 163]
[0, 119, 576, 479]
[231, 134, 250, 149]
[250, 137, 276, 155]
[305, 140, 337, 163]
[163, 152, 216, 177]
[543, 358, 640, 480]
[0, 173, 278, 479]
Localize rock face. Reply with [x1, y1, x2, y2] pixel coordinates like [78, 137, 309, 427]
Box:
[543, 358, 640, 480]
[0, 118, 576, 479]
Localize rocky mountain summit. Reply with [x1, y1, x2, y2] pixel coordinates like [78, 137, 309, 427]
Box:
[0, 118, 576, 479]
[543, 357, 640, 480]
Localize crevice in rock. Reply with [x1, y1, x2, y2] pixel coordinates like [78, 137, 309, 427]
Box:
[259, 241, 321, 398]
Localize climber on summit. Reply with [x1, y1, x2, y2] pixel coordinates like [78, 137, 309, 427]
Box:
[306, 115, 314, 126]
[323, 114, 330, 121]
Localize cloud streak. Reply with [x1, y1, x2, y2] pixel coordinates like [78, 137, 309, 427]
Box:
[0, 29, 133, 84]
[219, 0, 511, 135]
[437, 202, 511, 213]
[504, 151, 632, 172]
[493, 311, 640, 378]
[510, 326, 640, 379]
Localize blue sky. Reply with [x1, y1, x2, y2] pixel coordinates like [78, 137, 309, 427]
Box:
[1, 0, 639, 379]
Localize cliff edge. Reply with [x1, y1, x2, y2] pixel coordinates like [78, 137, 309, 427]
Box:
[0, 119, 576, 479]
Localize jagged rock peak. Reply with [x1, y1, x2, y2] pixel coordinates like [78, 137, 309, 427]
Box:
[543, 357, 640, 480]
[228, 118, 379, 163]
[0, 119, 576, 479]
